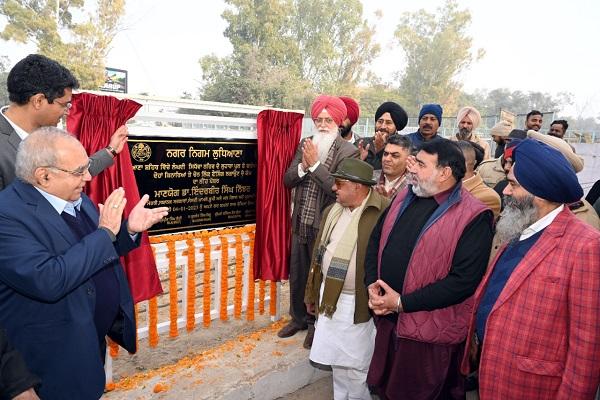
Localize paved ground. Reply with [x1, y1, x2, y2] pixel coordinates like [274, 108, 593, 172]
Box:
[278, 377, 480, 399]
[101, 281, 480, 400]
[275, 377, 332, 400]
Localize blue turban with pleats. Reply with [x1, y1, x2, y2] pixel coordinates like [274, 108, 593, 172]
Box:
[513, 139, 582, 204]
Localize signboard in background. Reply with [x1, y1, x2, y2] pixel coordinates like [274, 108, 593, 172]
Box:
[100, 67, 128, 94]
[500, 109, 516, 129]
[128, 136, 257, 235]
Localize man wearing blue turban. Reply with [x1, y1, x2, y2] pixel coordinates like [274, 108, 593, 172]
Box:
[463, 139, 600, 399]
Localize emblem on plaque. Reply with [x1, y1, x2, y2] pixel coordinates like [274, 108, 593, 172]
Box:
[131, 142, 152, 162]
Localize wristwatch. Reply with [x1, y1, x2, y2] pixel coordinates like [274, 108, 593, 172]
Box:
[106, 146, 118, 157]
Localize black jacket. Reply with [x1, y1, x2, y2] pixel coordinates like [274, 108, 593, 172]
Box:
[0, 328, 40, 400]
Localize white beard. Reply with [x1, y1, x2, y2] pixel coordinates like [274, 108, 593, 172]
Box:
[496, 194, 538, 244]
[312, 129, 337, 163]
[409, 170, 440, 198]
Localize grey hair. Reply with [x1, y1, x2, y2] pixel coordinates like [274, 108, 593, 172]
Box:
[15, 127, 79, 184]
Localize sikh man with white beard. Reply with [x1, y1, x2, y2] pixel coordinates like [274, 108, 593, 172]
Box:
[281, 95, 358, 349]
[462, 139, 600, 399]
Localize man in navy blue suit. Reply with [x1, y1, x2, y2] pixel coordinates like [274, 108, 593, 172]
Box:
[0, 127, 168, 399]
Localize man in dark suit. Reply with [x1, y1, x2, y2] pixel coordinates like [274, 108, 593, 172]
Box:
[280, 95, 358, 348]
[0, 127, 168, 399]
[0, 54, 128, 191]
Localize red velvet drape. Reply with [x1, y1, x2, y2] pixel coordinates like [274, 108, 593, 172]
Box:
[67, 92, 163, 303]
[254, 109, 303, 281]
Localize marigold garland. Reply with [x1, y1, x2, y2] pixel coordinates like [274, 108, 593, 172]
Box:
[167, 240, 178, 338]
[185, 239, 197, 331]
[258, 280, 266, 315]
[269, 281, 277, 316]
[201, 237, 212, 327]
[246, 232, 256, 321]
[219, 236, 229, 321]
[148, 246, 159, 348]
[133, 303, 139, 352]
[148, 296, 159, 348]
[110, 319, 286, 392]
[233, 234, 244, 319]
[145, 225, 257, 330]
[108, 337, 119, 358]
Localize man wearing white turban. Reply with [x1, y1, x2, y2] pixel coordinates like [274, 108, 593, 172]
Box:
[452, 106, 491, 160]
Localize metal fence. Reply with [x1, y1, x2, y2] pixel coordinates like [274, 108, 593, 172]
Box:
[301, 111, 599, 143]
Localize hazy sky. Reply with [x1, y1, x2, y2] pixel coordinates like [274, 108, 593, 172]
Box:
[2, 0, 599, 117]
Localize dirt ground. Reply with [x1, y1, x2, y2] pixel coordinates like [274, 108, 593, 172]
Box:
[110, 283, 290, 382]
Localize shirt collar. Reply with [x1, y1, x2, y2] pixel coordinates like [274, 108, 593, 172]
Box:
[519, 204, 564, 241]
[348, 131, 356, 144]
[432, 185, 456, 205]
[34, 187, 83, 216]
[345, 189, 371, 215]
[1, 106, 29, 141]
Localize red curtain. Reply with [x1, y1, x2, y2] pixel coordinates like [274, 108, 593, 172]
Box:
[255, 109, 303, 281]
[67, 92, 163, 303]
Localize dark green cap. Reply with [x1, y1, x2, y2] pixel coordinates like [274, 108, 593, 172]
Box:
[331, 158, 376, 186]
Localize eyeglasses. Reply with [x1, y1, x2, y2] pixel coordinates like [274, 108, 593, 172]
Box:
[334, 178, 351, 186]
[313, 117, 335, 125]
[43, 160, 91, 177]
[53, 99, 72, 110]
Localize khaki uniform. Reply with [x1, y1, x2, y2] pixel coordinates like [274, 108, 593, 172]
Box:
[571, 199, 600, 230]
[476, 157, 505, 188]
[463, 173, 501, 219]
[450, 133, 491, 160]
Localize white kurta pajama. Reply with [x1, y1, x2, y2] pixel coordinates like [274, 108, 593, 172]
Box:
[309, 203, 376, 400]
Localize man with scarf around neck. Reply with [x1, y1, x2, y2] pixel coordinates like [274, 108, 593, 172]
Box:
[364, 139, 494, 400]
[450, 106, 491, 160]
[462, 139, 600, 399]
[280, 95, 358, 349]
[304, 158, 389, 400]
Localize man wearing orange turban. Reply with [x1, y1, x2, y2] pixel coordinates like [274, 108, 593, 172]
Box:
[281, 95, 359, 349]
[338, 96, 361, 145]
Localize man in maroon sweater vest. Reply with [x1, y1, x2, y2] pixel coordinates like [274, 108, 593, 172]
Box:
[365, 139, 494, 400]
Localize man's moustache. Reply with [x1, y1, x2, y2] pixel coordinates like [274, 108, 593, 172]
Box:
[422, 124, 433, 129]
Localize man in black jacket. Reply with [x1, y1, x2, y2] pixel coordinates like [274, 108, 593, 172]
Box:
[359, 101, 409, 170]
[0, 328, 40, 400]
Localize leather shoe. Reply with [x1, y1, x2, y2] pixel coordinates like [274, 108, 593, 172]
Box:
[303, 324, 315, 349]
[277, 322, 306, 338]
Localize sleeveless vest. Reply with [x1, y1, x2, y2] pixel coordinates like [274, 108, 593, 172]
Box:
[390, 185, 488, 344]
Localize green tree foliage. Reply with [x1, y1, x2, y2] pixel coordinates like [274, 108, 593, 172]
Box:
[291, 0, 379, 94]
[0, 0, 126, 89]
[199, 0, 378, 110]
[466, 88, 573, 115]
[357, 83, 407, 118]
[394, 0, 483, 115]
[0, 56, 9, 104]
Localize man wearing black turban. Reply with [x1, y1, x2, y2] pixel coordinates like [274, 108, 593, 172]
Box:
[358, 101, 408, 170]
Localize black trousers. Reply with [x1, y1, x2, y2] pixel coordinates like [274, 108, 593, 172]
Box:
[288, 231, 317, 327]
